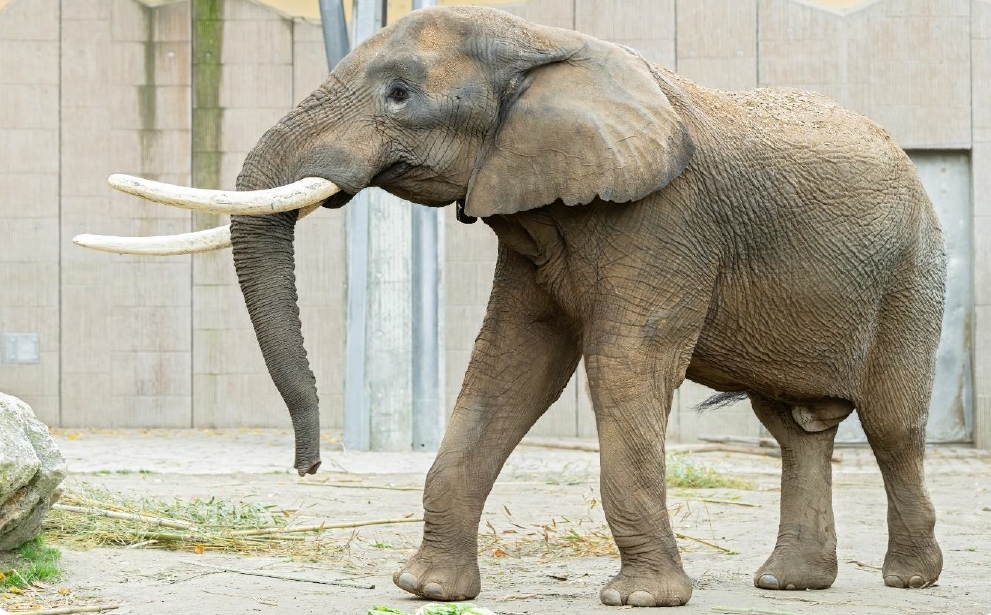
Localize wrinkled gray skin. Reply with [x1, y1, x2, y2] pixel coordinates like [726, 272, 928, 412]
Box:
[229, 6, 945, 608]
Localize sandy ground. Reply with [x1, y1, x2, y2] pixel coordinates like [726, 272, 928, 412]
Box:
[20, 429, 991, 614]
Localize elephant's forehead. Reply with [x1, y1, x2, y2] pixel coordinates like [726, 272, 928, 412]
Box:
[414, 20, 457, 53]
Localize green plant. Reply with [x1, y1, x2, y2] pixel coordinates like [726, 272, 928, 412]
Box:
[0, 538, 62, 589]
[665, 453, 754, 490]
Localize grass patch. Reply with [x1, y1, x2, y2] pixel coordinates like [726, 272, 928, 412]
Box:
[665, 453, 754, 490]
[0, 538, 61, 589]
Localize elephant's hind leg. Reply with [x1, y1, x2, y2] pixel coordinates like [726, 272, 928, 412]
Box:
[751, 394, 839, 591]
[855, 276, 943, 589]
[856, 364, 942, 588]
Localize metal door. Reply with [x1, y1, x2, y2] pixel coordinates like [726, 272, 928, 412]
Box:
[836, 151, 973, 444]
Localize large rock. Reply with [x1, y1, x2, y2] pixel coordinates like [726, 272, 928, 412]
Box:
[0, 393, 66, 551]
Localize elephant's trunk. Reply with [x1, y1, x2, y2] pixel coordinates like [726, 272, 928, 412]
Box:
[231, 207, 321, 476]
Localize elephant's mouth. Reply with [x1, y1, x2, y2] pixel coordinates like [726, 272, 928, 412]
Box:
[370, 160, 411, 187]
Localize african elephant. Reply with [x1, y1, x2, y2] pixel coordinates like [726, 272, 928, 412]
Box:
[76, 5, 945, 608]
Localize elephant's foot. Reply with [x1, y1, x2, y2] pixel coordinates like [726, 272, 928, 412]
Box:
[394, 546, 481, 601]
[755, 540, 837, 590]
[882, 538, 942, 589]
[599, 565, 693, 607]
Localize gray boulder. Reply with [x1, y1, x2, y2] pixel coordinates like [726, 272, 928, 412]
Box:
[0, 393, 66, 551]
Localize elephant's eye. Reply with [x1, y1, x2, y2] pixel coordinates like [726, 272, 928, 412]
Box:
[387, 85, 410, 104]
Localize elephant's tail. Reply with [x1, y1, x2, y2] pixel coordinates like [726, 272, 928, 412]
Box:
[693, 391, 748, 414]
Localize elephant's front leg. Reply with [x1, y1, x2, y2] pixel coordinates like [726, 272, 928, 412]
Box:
[395, 247, 581, 601]
[587, 327, 700, 607]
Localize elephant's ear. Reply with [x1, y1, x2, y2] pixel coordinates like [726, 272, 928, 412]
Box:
[465, 41, 695, 218]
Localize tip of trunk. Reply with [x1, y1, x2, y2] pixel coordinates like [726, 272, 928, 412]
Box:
[296, 458, 322, 476]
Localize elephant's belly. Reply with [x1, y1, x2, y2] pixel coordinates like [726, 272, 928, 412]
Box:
[687, 282, 881, 402]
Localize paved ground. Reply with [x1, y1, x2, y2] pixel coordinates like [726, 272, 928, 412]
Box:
[22, 429, 991, 614]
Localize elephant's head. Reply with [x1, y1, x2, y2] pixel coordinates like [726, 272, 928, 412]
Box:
[74, 6, 695, 475]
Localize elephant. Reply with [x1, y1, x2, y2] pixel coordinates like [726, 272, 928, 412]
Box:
[75, 5, 945, 608]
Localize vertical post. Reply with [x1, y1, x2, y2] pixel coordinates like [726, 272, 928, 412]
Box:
[342, 0, 415, 451]
[317, 0, 349, 71]
[411, 0, 445, 451]
[317, 0, 370, 452]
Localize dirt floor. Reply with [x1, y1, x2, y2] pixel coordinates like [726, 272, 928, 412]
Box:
[10, 429, 991, 615]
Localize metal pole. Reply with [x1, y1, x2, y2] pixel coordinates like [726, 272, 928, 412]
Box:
[410, 0, 445, 452]
[318, 0, 376, 452]
[317, 0, 349, 71]
[344, 0, 417, 451]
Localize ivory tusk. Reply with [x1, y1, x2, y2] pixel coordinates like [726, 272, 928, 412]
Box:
[108, 174, 340, 215]
[72, 205, 320, 256]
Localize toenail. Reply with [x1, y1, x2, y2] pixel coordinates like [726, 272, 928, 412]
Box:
[423, 582, 445, 598]
[601, 588, 622, 606]
[908, 576, 925, 588]
[397, 572, 417, 592]
[884, 575, 904, 588]
[627, 591, 655, 607]
[757, 574, 780, 589]
[785, 583, 796, 590]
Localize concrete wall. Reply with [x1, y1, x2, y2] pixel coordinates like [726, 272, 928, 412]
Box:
[974, 0, 991, 449]
[0, 0, 986, 447]
[0, 0, 60, 425]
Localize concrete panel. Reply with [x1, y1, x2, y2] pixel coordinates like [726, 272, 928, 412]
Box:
[676, 0, 757, 90]
[530, 374, 579, 437]
[975, 215, 991, 307]
[759, 0, 971, 148]
[669, 383, 758, 443]
[221, 18, 292, 65]
[62, 0, 112, 21]
[0, 130, 59, 173]
[193, 373, 283, 428]
[0, 0, 59, 41]
[576, 362, 596, 438]
[976, 396, 991, 450]
[220, 64, 294, 108]
[975, 1, 991, 143]
[0, 264, 59, 307]
[0, 174, 60, 218]
[524, 0, 573, 29]
[443, 207, 499, 412]
[576, 0, 675, 66]
[975, 305, 991, 397]
[0, 7, 61, 425]
[0, 84, 60, 129]
[292, 36, 328, 103]
[0, 40, 60, 85]
[59, 1, 193, 429]
[154, 1, 191, 41]
[191, 0, 344, 430]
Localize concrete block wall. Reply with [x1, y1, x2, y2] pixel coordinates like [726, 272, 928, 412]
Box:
[186, 1, 347, 430]
[191, 0, 295, 429]
[58, 0, 193, 427]
[0, 0, 60, 424]
[974, 0, 991, 449]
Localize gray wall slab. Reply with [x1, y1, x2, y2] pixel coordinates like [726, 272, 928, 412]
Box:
[0, 0, 61, 424]
[973, 0, 991, 448]
[58, 0, 192, 428]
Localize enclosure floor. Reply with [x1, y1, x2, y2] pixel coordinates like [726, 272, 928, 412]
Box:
[41, 430, 991, 614]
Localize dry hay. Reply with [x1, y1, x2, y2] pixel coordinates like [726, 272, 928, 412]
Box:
[42, 484, 417, 561]
[477, 496, 737, 561]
